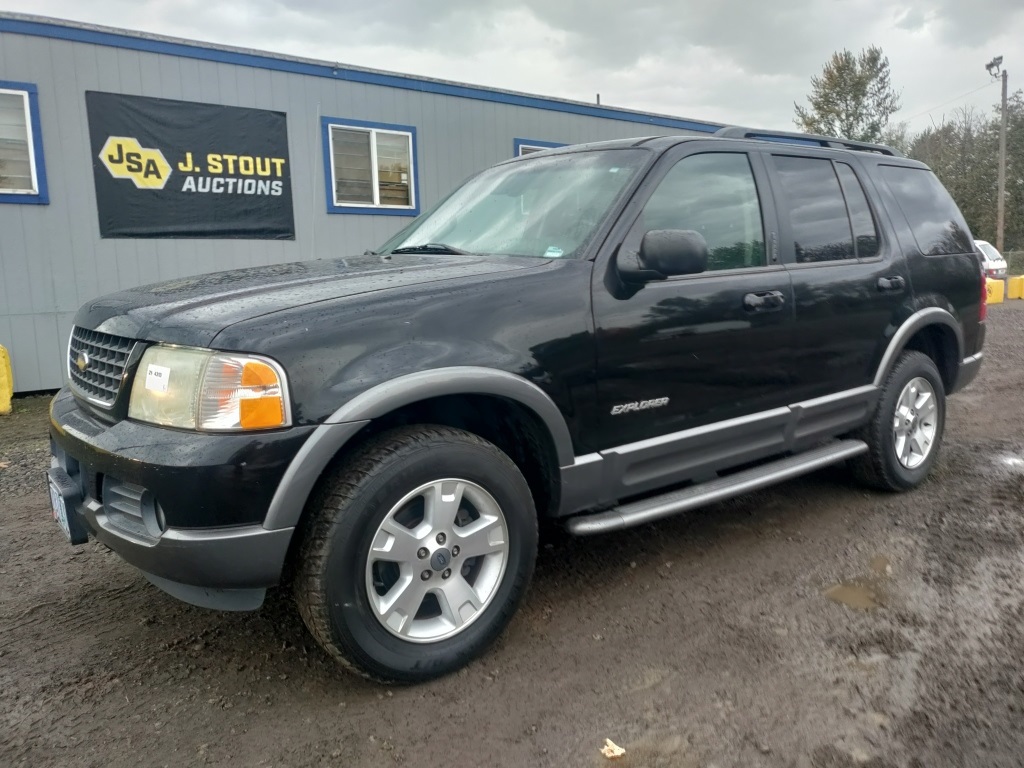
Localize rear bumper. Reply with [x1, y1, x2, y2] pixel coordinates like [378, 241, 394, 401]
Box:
[953, 351, 984, 393]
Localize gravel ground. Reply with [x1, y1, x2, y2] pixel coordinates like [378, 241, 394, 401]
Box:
[3, 304, 1024, 768]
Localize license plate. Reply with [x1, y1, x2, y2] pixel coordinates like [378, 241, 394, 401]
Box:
[48, 476, 72, 542]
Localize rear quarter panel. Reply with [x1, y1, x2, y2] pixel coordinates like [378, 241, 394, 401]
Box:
[861, 158, 984, 360]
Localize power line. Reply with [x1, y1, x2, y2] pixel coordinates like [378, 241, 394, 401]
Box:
[904, 81, 998, 122]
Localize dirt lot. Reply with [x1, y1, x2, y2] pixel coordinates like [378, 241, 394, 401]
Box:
[3, 305, 1024, 768]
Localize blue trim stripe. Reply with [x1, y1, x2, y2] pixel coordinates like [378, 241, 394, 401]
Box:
[0, 79, 49, 205]
[513, 138, 566, 157]
[321, 116, 420, 217]
[0, 17, 720, 134]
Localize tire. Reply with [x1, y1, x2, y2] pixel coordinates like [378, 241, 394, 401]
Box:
[851, 350, 946, 491]
[294, 425, 537, 683]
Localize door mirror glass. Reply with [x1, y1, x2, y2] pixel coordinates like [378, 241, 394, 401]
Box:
[639, 229, 709, 277]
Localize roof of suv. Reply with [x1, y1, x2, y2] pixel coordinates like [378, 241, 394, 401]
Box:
[518, 127, 906, 160]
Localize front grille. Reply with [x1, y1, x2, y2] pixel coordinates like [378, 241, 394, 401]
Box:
[68, 326, 136, 406]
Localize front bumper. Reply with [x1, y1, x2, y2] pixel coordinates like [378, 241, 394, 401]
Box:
[48, 387, 315, 608]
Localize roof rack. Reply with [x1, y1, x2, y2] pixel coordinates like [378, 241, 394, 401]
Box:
[713, 126, 902, 157]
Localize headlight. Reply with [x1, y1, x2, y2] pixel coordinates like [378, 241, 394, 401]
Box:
[128, 345, 290, 431]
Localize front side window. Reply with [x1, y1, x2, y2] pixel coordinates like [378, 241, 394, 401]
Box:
[772, 155, 854, 263]
[0, 83, 47, 203]
[323, 117, 416, 215]
[381, 149, 648, 259]
[639, 153, 766, 271]
[879, 165, 973, 256]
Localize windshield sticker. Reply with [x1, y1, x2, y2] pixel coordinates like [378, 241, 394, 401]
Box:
[544, 246, 564, 258]
[145, 364, 171, 393]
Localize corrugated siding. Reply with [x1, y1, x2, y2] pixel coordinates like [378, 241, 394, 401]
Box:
[0, 30, 705, 391]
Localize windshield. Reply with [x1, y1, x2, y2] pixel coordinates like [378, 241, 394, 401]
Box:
[978, 242, 1002, 262]
[379, 149, 648, 259]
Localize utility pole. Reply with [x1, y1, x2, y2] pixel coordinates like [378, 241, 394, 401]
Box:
[998, 68, 1008, 253]
[987, 56, 1008, 252]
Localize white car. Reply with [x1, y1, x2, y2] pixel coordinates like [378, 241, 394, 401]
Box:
[976, 239, 1008, 280]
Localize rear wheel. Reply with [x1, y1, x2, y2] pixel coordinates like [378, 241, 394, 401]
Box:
[852, 350, 945, 491]
[294, 425, 537, 683]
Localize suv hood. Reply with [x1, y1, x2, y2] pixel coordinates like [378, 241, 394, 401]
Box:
[76, 253, 545, 347]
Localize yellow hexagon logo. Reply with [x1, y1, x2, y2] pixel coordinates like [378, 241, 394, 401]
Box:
[99, 136, 172, 190]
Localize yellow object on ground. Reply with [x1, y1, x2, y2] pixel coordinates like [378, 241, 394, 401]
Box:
[1007, 276, 1024, 300]
[988, 278, 1005, 305]
[0, 345, 12, 416]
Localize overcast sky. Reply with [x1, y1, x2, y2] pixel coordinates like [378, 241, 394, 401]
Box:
[3, 0, 1022, 135]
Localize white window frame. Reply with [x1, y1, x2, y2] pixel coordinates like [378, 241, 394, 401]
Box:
[517, 144, 550, 156]
[327, 123, 415, 210]
[0, 88, 40, 196]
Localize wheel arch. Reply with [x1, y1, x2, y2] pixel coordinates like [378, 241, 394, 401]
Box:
[873, 308, 962, 393]
[263, 367, 573, 532]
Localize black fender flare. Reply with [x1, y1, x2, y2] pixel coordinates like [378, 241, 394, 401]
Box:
[872, 307, 963, 388]
[262, 366, 574, 530]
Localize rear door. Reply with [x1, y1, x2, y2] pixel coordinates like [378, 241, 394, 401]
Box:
[764, 151, 910, 401]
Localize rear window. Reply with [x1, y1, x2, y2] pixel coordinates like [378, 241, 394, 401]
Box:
[879, 166, 973, 255]
[977, 242, 1001, 262]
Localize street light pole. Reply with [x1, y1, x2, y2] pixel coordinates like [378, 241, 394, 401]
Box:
[987, 56, 1008, 252]
[997, 67, 1008, 253]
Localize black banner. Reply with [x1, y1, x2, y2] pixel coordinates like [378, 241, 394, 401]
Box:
[85, 92, 295, 239]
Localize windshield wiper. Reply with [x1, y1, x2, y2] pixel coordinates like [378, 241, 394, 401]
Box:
[390, 243, 473, 255]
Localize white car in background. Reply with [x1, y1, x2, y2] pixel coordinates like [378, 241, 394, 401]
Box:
[976, 239, 1008, 280]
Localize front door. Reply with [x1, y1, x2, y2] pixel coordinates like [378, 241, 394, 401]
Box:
[592, 149, 795, 492]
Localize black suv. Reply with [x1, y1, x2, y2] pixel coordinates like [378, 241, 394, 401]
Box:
[48, 127, 985, 682]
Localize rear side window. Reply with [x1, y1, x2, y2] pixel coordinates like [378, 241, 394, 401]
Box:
[771, 156, 854, 262]
[835, 163, 880, 259]
[879, 165, 973, 255]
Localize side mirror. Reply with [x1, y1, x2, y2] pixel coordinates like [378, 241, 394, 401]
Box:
[617, 229, 709, 282]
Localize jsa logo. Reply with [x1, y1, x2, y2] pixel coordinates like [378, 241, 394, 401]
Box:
[100, 137, 172, 190]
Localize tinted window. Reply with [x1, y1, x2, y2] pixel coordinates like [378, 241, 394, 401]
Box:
[640, 153, 765, 271]
[879, 165, 973, 255]
[772, 155, 854, 262]
[835, 163, 880, 258]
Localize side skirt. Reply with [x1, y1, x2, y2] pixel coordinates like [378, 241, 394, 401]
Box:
[566, 439, 867, 535]
[559, 385, 878, 516]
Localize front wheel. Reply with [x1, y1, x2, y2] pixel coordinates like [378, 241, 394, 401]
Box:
[294, 425, 537, 683]
[851, 350, 946, 491]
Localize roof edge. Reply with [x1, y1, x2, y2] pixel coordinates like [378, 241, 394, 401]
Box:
[0, 12, 721, 134]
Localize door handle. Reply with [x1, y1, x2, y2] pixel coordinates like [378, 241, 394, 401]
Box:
[877, 275, 906, 293]
[743, 290, 786, 312]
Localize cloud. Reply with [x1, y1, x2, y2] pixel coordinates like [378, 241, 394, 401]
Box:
[3, 0, 1023, 134]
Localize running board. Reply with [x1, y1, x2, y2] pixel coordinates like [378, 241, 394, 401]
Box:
[565, 439, 868, 536]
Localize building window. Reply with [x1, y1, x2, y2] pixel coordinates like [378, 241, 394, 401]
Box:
[0, 81, 48, 205]
[514, 138, 565, 157]
[321, 116, 418, 216]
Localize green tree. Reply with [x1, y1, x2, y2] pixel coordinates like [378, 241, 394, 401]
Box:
[911, 93, 1024, 251]
[795, 46, 902, 142]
